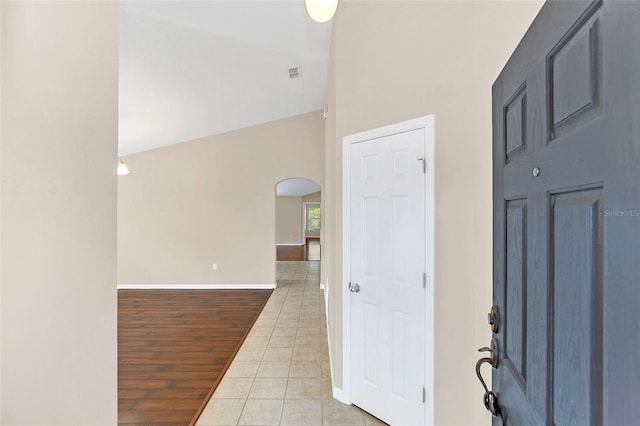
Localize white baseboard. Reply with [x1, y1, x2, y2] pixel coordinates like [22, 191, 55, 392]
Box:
[323, 279, 329, 317]
[117, 283, 277, 290]
[332, 386, 350, 404]
[324, 279, 350, 406]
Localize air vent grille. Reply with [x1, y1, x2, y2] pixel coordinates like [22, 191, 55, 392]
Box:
[288, 67, 300, 78]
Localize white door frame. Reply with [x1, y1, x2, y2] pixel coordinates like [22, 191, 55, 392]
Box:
[341, 115, 435, 425]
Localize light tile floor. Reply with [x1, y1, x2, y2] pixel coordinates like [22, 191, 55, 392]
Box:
[197, 261, 387, 426]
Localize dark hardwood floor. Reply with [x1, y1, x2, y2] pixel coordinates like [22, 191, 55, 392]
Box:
[118, 289, 272, 426]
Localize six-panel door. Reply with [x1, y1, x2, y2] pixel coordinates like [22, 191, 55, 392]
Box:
[493, 1, 640, 424]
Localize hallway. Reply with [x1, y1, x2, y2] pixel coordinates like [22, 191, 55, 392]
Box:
[196, 261, 386, 425]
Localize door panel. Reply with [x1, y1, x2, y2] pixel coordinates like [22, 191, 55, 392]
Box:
[350, 127, 426, 426]
[392, 195, 410, 283]
[391, 310, 409, 399]
[504, 199, 527, 390]
[548, 10, 601, 140]
[504, 85, 527, 164]
[492, 1, 640, 424]
[363, 302, 379, 385]
[551, 189, 603, 426]
[363, 197, 379, 275]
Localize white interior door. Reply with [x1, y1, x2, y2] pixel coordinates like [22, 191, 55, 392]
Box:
[348, 125, 427, 426]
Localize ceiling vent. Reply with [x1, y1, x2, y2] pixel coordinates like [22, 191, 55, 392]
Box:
[288, 67, 300, 79]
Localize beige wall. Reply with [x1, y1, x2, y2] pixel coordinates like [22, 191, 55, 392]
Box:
[275, 191, 322, 244]
[323, 1, 544, 424]
[302, 191, 321, 203]
[276, 196, 303, 244]
[118, 111, 324, 286]
[322, 18, 338, 371]
[1, 1, 118, 424]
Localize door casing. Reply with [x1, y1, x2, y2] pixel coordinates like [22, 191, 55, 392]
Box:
[341, 115, 435, 425]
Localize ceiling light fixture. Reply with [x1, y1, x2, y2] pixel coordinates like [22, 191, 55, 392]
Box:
[305, 0, 338, 23]
[117, 159, 130, 176]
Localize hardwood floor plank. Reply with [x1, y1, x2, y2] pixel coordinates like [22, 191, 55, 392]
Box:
[147, 388, 211, 399]
[119, 409, 198, 423]
[118, 289, 271, 426]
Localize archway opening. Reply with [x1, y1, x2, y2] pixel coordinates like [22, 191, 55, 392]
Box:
[275, 177, 321, 263]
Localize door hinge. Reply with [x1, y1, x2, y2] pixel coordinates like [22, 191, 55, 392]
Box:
[417, 158, 426, 174]
[422, 272, 427, 289]
[422, 387, 426, 403]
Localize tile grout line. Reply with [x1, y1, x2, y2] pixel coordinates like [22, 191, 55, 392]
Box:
[202, 261, 336, 426]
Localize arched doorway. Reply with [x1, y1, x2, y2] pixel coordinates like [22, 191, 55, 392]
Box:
[274, 177, 321, 262]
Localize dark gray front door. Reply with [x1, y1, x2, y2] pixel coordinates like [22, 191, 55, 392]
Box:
[491, 1, 640, 424]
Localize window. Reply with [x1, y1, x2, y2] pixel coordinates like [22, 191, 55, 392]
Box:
[306, 204, 321, 231]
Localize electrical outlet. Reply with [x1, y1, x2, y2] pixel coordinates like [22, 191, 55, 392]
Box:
[212, 263, 218, 271]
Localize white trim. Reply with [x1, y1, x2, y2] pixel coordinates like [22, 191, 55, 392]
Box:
[342, 115, 435, 425]
[323, 277, 350, 405]
[323, 279, 329, 314]
[342, 128, 353, 405]
[424, 116, 436, 426]
[117, 283, 277, 290]
[332, 386, 350, 404]
[275, 243, 304, 246]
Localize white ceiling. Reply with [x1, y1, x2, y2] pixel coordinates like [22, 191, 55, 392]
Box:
[276, 178, 321, 196]
[119, 1, 333, 156]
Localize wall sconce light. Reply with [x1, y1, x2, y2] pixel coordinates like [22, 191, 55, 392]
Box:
[305, 0, 338, 23]
[117, 159, 130, 176]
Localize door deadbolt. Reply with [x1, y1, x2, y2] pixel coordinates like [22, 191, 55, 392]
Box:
[487, 305, 499, 333]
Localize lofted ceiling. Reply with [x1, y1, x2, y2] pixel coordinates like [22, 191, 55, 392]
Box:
[119, 1, 333, 156]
